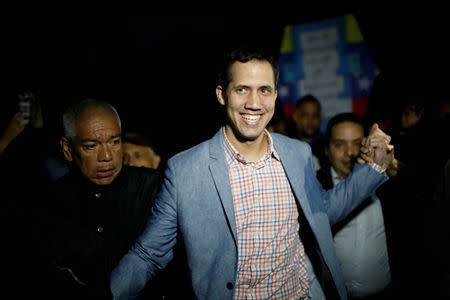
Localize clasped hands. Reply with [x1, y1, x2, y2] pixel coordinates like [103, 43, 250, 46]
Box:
[358, 123, 398, 177]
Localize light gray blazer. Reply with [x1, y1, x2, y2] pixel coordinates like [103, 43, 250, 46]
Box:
[111, 129, 388, 300]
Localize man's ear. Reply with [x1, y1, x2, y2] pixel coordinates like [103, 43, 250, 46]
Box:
[60, 137, 73, 162]
[324, 146, 330, 159]
[216, 85, 225, 106]
[417, 107, 425, 120]
[292, 108, 299, 123]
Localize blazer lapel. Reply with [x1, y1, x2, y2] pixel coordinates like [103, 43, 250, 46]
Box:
[208, 130, 238, 245]
[206, 131, 318, 244]
[272, 134, 316, 227]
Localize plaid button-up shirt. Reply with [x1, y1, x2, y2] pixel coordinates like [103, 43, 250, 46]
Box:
[222, 128, 309, 299]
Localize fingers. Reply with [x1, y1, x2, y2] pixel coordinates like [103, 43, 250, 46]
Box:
[360, 123, 396, 169]
[13, 111, 23, 121]
[358, 152, 373, 164]
[366, 123, 377, 148]
[356, 158, 366, 164]
[368, 123, 378, 133]
[370, 123, 379, 133]
[11, 112, 27, 128]
[360, 145, 371, 155]
[361, 137, 367, 147]
[368, 125, 391, 142]
[366, 123, 392, 150]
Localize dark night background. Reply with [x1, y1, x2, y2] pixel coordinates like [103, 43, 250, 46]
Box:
[2, 2, 446, 158]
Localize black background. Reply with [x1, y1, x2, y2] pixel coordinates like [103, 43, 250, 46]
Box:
[2, 2, 446, 157]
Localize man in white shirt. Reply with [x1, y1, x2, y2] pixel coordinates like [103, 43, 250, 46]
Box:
[316, 112, 393, 299]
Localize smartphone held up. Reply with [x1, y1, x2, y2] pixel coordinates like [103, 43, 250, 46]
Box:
[17, 90, 34, 125]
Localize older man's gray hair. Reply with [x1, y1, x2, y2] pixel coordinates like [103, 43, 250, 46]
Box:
[62, 98, 122, 141]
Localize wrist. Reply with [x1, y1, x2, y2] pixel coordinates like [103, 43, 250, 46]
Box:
[368, 162, 386, 173]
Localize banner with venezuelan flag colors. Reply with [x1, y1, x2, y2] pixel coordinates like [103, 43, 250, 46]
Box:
[277, 14, 377, 130]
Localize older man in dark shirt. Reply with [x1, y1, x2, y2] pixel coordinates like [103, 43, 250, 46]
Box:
[44, 99, 162, 299]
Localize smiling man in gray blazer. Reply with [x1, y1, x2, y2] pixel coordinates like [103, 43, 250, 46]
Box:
[111, 46, 394, 300]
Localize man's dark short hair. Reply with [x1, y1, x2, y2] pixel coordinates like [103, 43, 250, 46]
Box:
[324, 112, 368, 145]
[217, 45, 279, 92]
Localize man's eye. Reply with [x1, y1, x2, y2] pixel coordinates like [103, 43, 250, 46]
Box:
[84, 144, 96, 150]
[260, 87, 271, 94]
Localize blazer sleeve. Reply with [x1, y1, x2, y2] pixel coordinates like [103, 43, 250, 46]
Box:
[111, 161, 179, 299]
[321, 163, 388, 226]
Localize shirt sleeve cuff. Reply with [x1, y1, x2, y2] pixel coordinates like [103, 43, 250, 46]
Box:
[368, 162, 386, 173]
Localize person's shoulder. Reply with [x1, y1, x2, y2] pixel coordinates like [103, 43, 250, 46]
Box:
[122, 165, 162, 190]
[271, 132, 305, 144]
[174, 141, 209, 158]
[271, 132, 313, 166]
[123, 165, 160, 181]
[48, 171, 79, 209]
[169, 130, 218, 163]
[271, 132, 310, 150]
[53, 170, 76, 188]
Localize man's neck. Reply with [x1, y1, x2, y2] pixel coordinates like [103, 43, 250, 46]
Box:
[225, 126, 269, 163]
[330, 166, 348, 185]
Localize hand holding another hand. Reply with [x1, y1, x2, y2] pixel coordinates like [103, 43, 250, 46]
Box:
[358, 123, 397, 175]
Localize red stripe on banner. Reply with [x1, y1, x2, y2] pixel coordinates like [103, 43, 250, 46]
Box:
[352, 98, 369, 118]
[282, 104, 296, 119]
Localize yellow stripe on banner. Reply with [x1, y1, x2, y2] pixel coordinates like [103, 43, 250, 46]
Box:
[280, 25, 293, 53]
[345, 14, 363, 43]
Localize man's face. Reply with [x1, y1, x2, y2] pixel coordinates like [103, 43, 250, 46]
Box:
[123, 142, 160, 169]
[216, 60, 277, 144]
[325, 121, 364, 179]
[62, 110, 123, 185]
[400, 105, 423, 130]
[293, 102, 322, 139]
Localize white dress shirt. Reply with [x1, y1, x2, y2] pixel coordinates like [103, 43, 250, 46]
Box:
[331, 167, 391, 298]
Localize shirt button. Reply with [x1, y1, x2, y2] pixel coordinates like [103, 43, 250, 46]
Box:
[226, 282, 234, 290]
[97, 226, 104, 233]
[94, 192, 101, 198]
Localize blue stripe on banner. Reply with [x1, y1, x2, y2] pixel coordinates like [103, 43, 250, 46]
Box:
[278, 16, 377, 106]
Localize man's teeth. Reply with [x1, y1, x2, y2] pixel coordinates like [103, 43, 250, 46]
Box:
[242, 114, 260, 121]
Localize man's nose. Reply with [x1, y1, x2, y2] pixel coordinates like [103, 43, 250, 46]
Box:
[245, 91, 261, 110]
[346, 145, 359, 157]
[98, 144, 113, 161]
